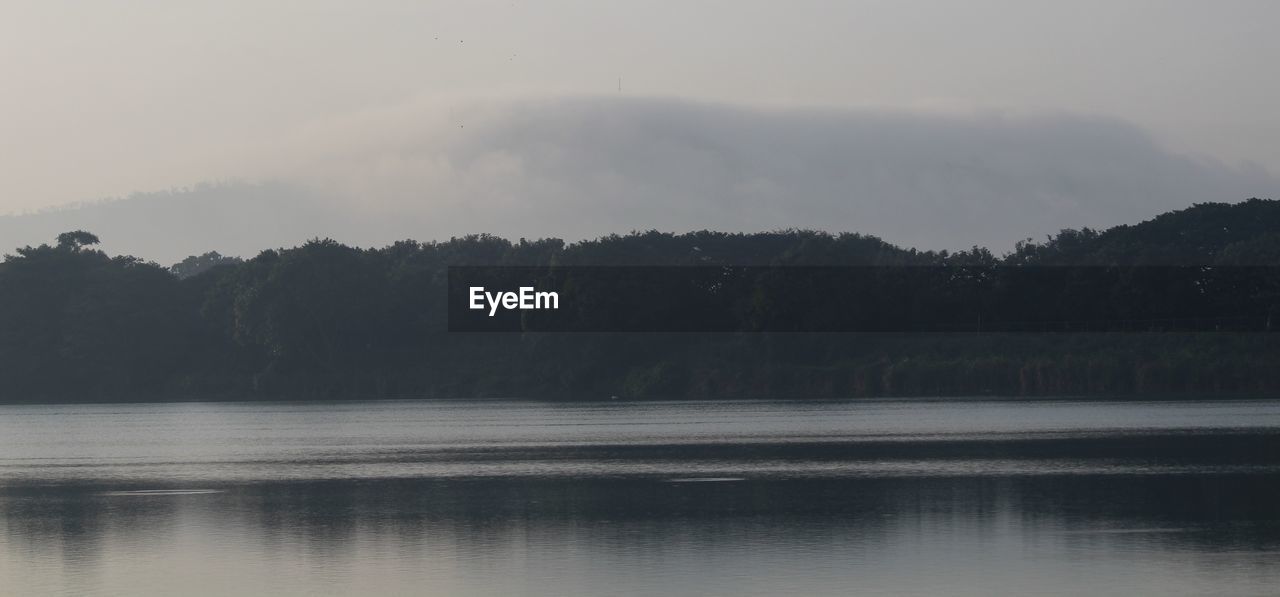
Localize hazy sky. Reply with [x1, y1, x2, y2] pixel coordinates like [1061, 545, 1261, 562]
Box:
[3, 0, 1279, 223]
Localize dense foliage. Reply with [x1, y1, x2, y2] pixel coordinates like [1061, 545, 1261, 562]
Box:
[2, 199, 1279, 402]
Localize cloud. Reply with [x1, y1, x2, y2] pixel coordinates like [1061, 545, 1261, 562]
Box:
[270, 96, 1278, 247]
[3, 96, 1276, 262]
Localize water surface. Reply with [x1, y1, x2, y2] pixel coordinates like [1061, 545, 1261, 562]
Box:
[2, 399, 1278, 595]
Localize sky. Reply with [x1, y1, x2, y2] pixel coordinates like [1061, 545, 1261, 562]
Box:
[2, 1, 1279, 256]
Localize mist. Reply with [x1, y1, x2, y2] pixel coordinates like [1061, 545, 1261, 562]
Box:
[2, 97, 1274, 263]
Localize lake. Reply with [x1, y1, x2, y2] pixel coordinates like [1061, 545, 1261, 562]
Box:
[1, 399, 1279, 596]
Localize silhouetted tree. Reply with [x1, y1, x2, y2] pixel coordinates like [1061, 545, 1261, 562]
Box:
[171, 251, 243, 279]
[53, 230, 100, 252]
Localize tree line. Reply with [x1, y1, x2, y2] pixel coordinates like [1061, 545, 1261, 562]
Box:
[2, 199, 1279, 402]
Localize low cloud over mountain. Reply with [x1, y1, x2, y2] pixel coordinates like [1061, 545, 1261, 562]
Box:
[3, 97, 1275, 263]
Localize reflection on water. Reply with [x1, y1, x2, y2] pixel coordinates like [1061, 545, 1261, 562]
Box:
[1, 399, 1279, 596]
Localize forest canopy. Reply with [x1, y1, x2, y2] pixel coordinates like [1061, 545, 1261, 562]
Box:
[1, 199, 1279, 402]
